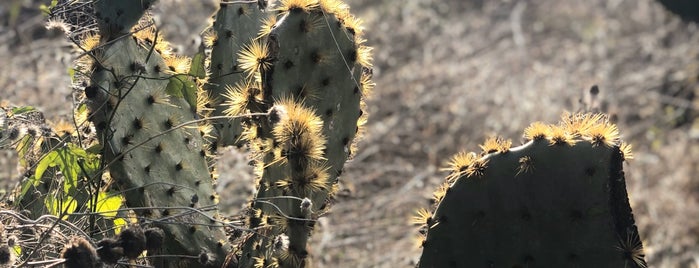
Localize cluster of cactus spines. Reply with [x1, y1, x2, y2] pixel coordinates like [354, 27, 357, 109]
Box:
[213, 0, 372, 266]
[415, 113, 644, 268]
[83, 4, 229, 267]
[203, 1, 269, 147]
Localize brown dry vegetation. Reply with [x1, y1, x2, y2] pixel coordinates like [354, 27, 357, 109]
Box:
[1, 0, 698, 267]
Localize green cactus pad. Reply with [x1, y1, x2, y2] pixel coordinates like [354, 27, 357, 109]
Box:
[94, 0, 156, 39]
[205, 1, 268, 147]
[86, 36, 229, 268]
[234, 1, 373, 266]
[418, 115, 645, 268]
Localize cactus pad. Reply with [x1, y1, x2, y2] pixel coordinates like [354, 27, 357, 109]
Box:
[417, 113, 645, 268]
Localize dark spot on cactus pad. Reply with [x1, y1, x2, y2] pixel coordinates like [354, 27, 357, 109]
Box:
[132, 118, 143, 129]
[570, 209, 583, 222]
[175, 162, 183, 171]
[200, 150, 206, 157]
[311, 50, 321, 64]
[153, 65, 162, 73]
[325, 109, 333, 116]
[121, 135, 131, 146]
[524, 255, 535, 264]
[84, 85, 98, 99]
[184, 137, 190, 144]
[567, 253, 579, 262]
[116, 152, 125, 161]
[590, 85, 600, 96]
[585, 166, 596, 177]
[237, 6, 245, 16]
[195, 180, 201, 186]
[448, 260, 457, 267]
[284, 60, 294, 69]
[321, 78, 330, 86]
[346, 27, 356, 36]
[96, 121, 106, 131]
[210, 194, 216, 201]
[144, 165, 151, 174]
[129, 61, 146, 74]
[155, 143, 163, 153]
[167, 187, 176, 196]
[342, 137, 349, 145]
[189, 226, 196, 234]
[216, 63, 223, 70]
[147, 95, 156, 105]
[353, 86, 360, 94]
[165, 118, 174, 129]
[439, 214, 449, 224]
[348, 49, 358, 63]
[162, 209, 170, 216]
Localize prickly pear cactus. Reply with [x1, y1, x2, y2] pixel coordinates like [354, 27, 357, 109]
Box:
[226, 0, 374, 267]
[416, 113, 645, 268]
[204, 1, 269, 147]
[84, 4, 230, 268]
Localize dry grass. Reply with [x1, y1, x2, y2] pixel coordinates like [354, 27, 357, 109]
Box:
[1, 0, 698, 267]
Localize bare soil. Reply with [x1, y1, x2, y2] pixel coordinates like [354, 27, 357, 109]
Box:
[1, 0, 698, 267]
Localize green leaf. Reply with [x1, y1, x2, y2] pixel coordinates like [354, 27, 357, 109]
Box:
[189, 51, 207, 79]
[165, 75, 198, 109]
[67, 68, 76, 83]
[165, 76, 185, 98]
[34, 150, 59, 184]
[88, 192, 122, 218]
[11, 106, 37, 115]
[45, 195, 77, 220]
[113, 218, 127, 234]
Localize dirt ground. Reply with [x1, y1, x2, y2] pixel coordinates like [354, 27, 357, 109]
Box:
[1, 0, 698, 267]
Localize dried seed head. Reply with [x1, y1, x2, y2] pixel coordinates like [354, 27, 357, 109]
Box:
[118, 226, 146, 259]
[61, 237, 99, 268]
[96, 238, 122, 264]
[144, 227, 165, 251]
[0, 244, 13, 265]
